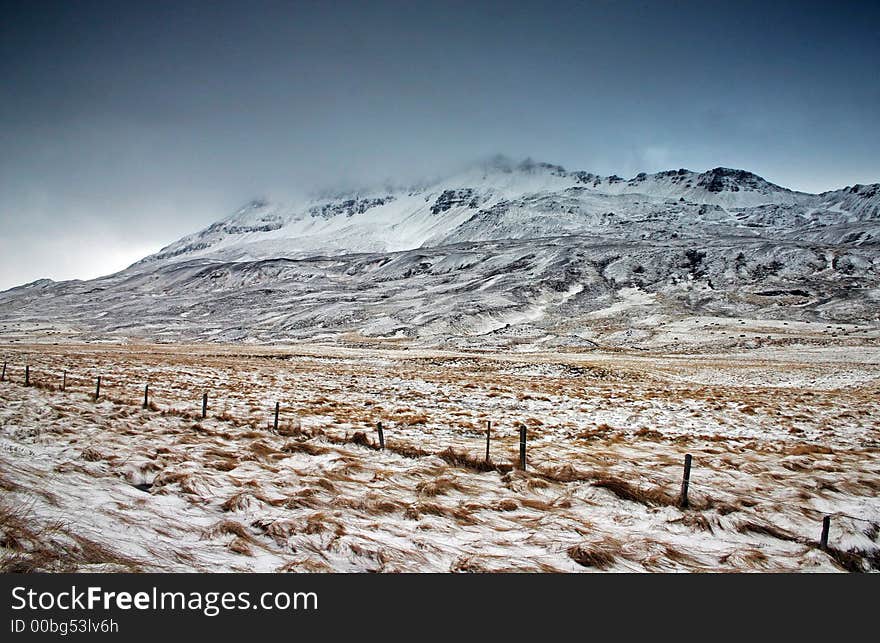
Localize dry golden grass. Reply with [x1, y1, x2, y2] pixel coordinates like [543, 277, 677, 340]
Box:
[205, 519, 254, 541]
[784, 444, 834, 456]
[567, 543, 616, 569]
[404, 501, 477, 524]
[333, 494, 404, 514]
[228, 537, 254, 556]
[280, 439, 329, 456]
[491, 499, 519, 512]
[0, 498, 142, 573]
[592, 476, 677, 507]
[79, 447, 107, 462]
[247, 440, 285, 462]
[415, 476, 466, 497]
[210, 458, 239, 472]
[437, 447, 512, 473]
[221, 491, 282, 512]
[735, 521, 803, 544]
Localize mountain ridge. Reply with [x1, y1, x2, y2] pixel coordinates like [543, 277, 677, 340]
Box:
[133, 160, 877, 271]
[1, 157, 877, 348]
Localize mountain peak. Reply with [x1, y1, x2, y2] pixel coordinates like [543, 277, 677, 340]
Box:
[130, 157, 880, 270]
[695, 167, 785, 194]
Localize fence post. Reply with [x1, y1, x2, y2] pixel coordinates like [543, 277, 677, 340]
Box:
[1, 361, 6, 381]
[25, 365, 30, 387]
[273, 401, 280, 433]
[519, 426, 527, 470]
[377, 422, 385, 450]
[820, 515, 831, 550]
[485, 420, 491, 463]
[143, 384, 149, 409]
[202, 392, 208, 419]
[679, 454, 692, 509]
[94, 376, 101, 401]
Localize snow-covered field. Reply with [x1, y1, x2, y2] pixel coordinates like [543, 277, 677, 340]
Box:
[1, 342, 878, 572]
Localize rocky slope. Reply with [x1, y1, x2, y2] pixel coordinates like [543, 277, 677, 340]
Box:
[2, 158, 878, 347]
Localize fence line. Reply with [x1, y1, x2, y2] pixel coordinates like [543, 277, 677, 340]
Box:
[1, 358, 876, 557]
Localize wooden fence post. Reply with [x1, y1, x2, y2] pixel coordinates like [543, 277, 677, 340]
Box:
[377, 422, 385, 450]
[94, 376, 101, 401]
[202, 393, 208, 419]
[143, 384, 149, 409]
[1, 361, 6, 381]
[519, 426, 527, 470]
[679, 454, 693, 509]
[820, 515, 831, 550]
[273, 402, 280, 433]
[25, 365, 30, 387]
[485, 420, 491, 463]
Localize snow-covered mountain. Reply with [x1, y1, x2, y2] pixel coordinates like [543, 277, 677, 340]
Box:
[139, 160, 873, 267]
[2, 158, 878, 347]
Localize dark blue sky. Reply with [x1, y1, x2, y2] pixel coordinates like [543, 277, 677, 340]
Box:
[1, 0, 878, 288]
